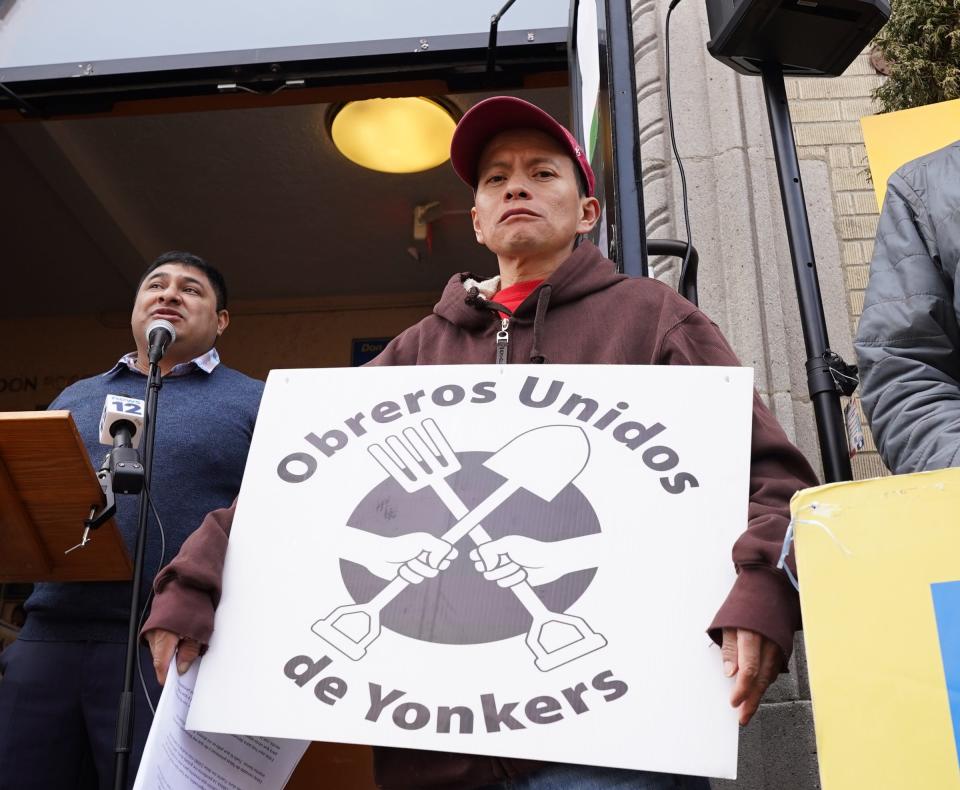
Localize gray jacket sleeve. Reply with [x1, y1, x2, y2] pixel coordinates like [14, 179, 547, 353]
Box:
[854, 171, 960, 473]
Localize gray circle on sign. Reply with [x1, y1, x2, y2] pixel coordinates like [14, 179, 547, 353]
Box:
[341, 451, 600, 645]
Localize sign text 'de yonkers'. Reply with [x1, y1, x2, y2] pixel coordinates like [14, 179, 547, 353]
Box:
[187, 365, 753, 780]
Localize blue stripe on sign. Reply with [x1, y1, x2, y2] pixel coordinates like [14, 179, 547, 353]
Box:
[932, 580, 960, 769]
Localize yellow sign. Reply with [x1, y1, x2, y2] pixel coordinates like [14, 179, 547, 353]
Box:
[860, 98, 960, 209]
[794, 469, 960, 789]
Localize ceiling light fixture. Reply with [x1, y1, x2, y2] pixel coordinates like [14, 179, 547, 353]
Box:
[328, 97, 460, 174]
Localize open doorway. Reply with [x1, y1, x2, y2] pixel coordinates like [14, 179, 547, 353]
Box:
[0, 84, 571, 413]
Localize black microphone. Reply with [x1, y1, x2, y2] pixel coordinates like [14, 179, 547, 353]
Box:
[146, 318, 177, 365]
[109, 419, 138, 451]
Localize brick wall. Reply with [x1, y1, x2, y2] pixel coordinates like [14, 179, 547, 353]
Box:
[786, 51, 889, 481]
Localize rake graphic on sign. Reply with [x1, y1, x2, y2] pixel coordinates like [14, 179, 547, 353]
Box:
[311, 419, 607, 671]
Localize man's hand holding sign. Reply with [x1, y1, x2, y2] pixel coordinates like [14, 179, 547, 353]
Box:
[722, 628, 785, 726]
[142, 97, 818, 789]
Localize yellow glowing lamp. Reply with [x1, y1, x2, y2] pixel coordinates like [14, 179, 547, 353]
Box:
[329, 97, 459, 174]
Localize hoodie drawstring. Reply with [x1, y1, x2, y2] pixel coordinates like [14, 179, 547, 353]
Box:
[463, 282, 552, 364]
[529, 284, 552, 364]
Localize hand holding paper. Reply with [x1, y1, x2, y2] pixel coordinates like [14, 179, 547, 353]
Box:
[144, 628, 202, 685]
[133, 656, 308, 790]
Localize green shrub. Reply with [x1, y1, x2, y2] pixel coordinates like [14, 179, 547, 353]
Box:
[871, 0, 960, 112]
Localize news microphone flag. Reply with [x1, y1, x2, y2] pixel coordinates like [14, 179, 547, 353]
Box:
[793, 469, 960, 790]
[98, 394, 145, 448]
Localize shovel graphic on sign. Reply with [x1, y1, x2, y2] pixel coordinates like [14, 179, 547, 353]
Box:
[312, 421, 607, 671]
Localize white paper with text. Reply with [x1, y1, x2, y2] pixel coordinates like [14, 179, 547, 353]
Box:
[133, 657, 308, 790]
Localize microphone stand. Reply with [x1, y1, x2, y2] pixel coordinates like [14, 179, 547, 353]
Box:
[113, 359, 163, 790]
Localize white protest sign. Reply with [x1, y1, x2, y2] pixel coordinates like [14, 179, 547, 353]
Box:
[188, 364, 753, 780]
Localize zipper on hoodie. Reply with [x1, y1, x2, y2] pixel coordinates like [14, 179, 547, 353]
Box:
[495, 317, 510, 364]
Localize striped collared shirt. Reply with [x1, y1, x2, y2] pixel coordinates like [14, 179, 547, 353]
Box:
[103, 348, 221, 378]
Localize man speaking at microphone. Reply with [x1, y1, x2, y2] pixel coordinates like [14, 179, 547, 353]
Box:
[0, 251, 263, 789]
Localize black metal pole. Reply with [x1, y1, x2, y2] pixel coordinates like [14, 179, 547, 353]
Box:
[113, 364, 163, 790]
[486, 0, 519, 73]
[760, 65, 852, 483]
[603, 0, 648, 277]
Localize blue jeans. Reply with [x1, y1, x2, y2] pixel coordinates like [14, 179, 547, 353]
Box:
[482, 763, 712, 789]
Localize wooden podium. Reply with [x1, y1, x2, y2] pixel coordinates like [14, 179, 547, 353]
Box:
[0, 411, 131, 582]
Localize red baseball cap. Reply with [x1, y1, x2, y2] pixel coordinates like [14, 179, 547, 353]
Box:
[450, 96, 596, 197]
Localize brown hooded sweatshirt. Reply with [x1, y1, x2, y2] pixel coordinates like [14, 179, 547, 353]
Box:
[144, 241, 818, 789]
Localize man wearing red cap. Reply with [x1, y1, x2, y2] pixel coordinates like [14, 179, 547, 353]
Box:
[144, 97, 818, 789]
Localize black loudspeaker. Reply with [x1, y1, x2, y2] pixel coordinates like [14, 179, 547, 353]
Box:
[705, 0, 891, 77]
